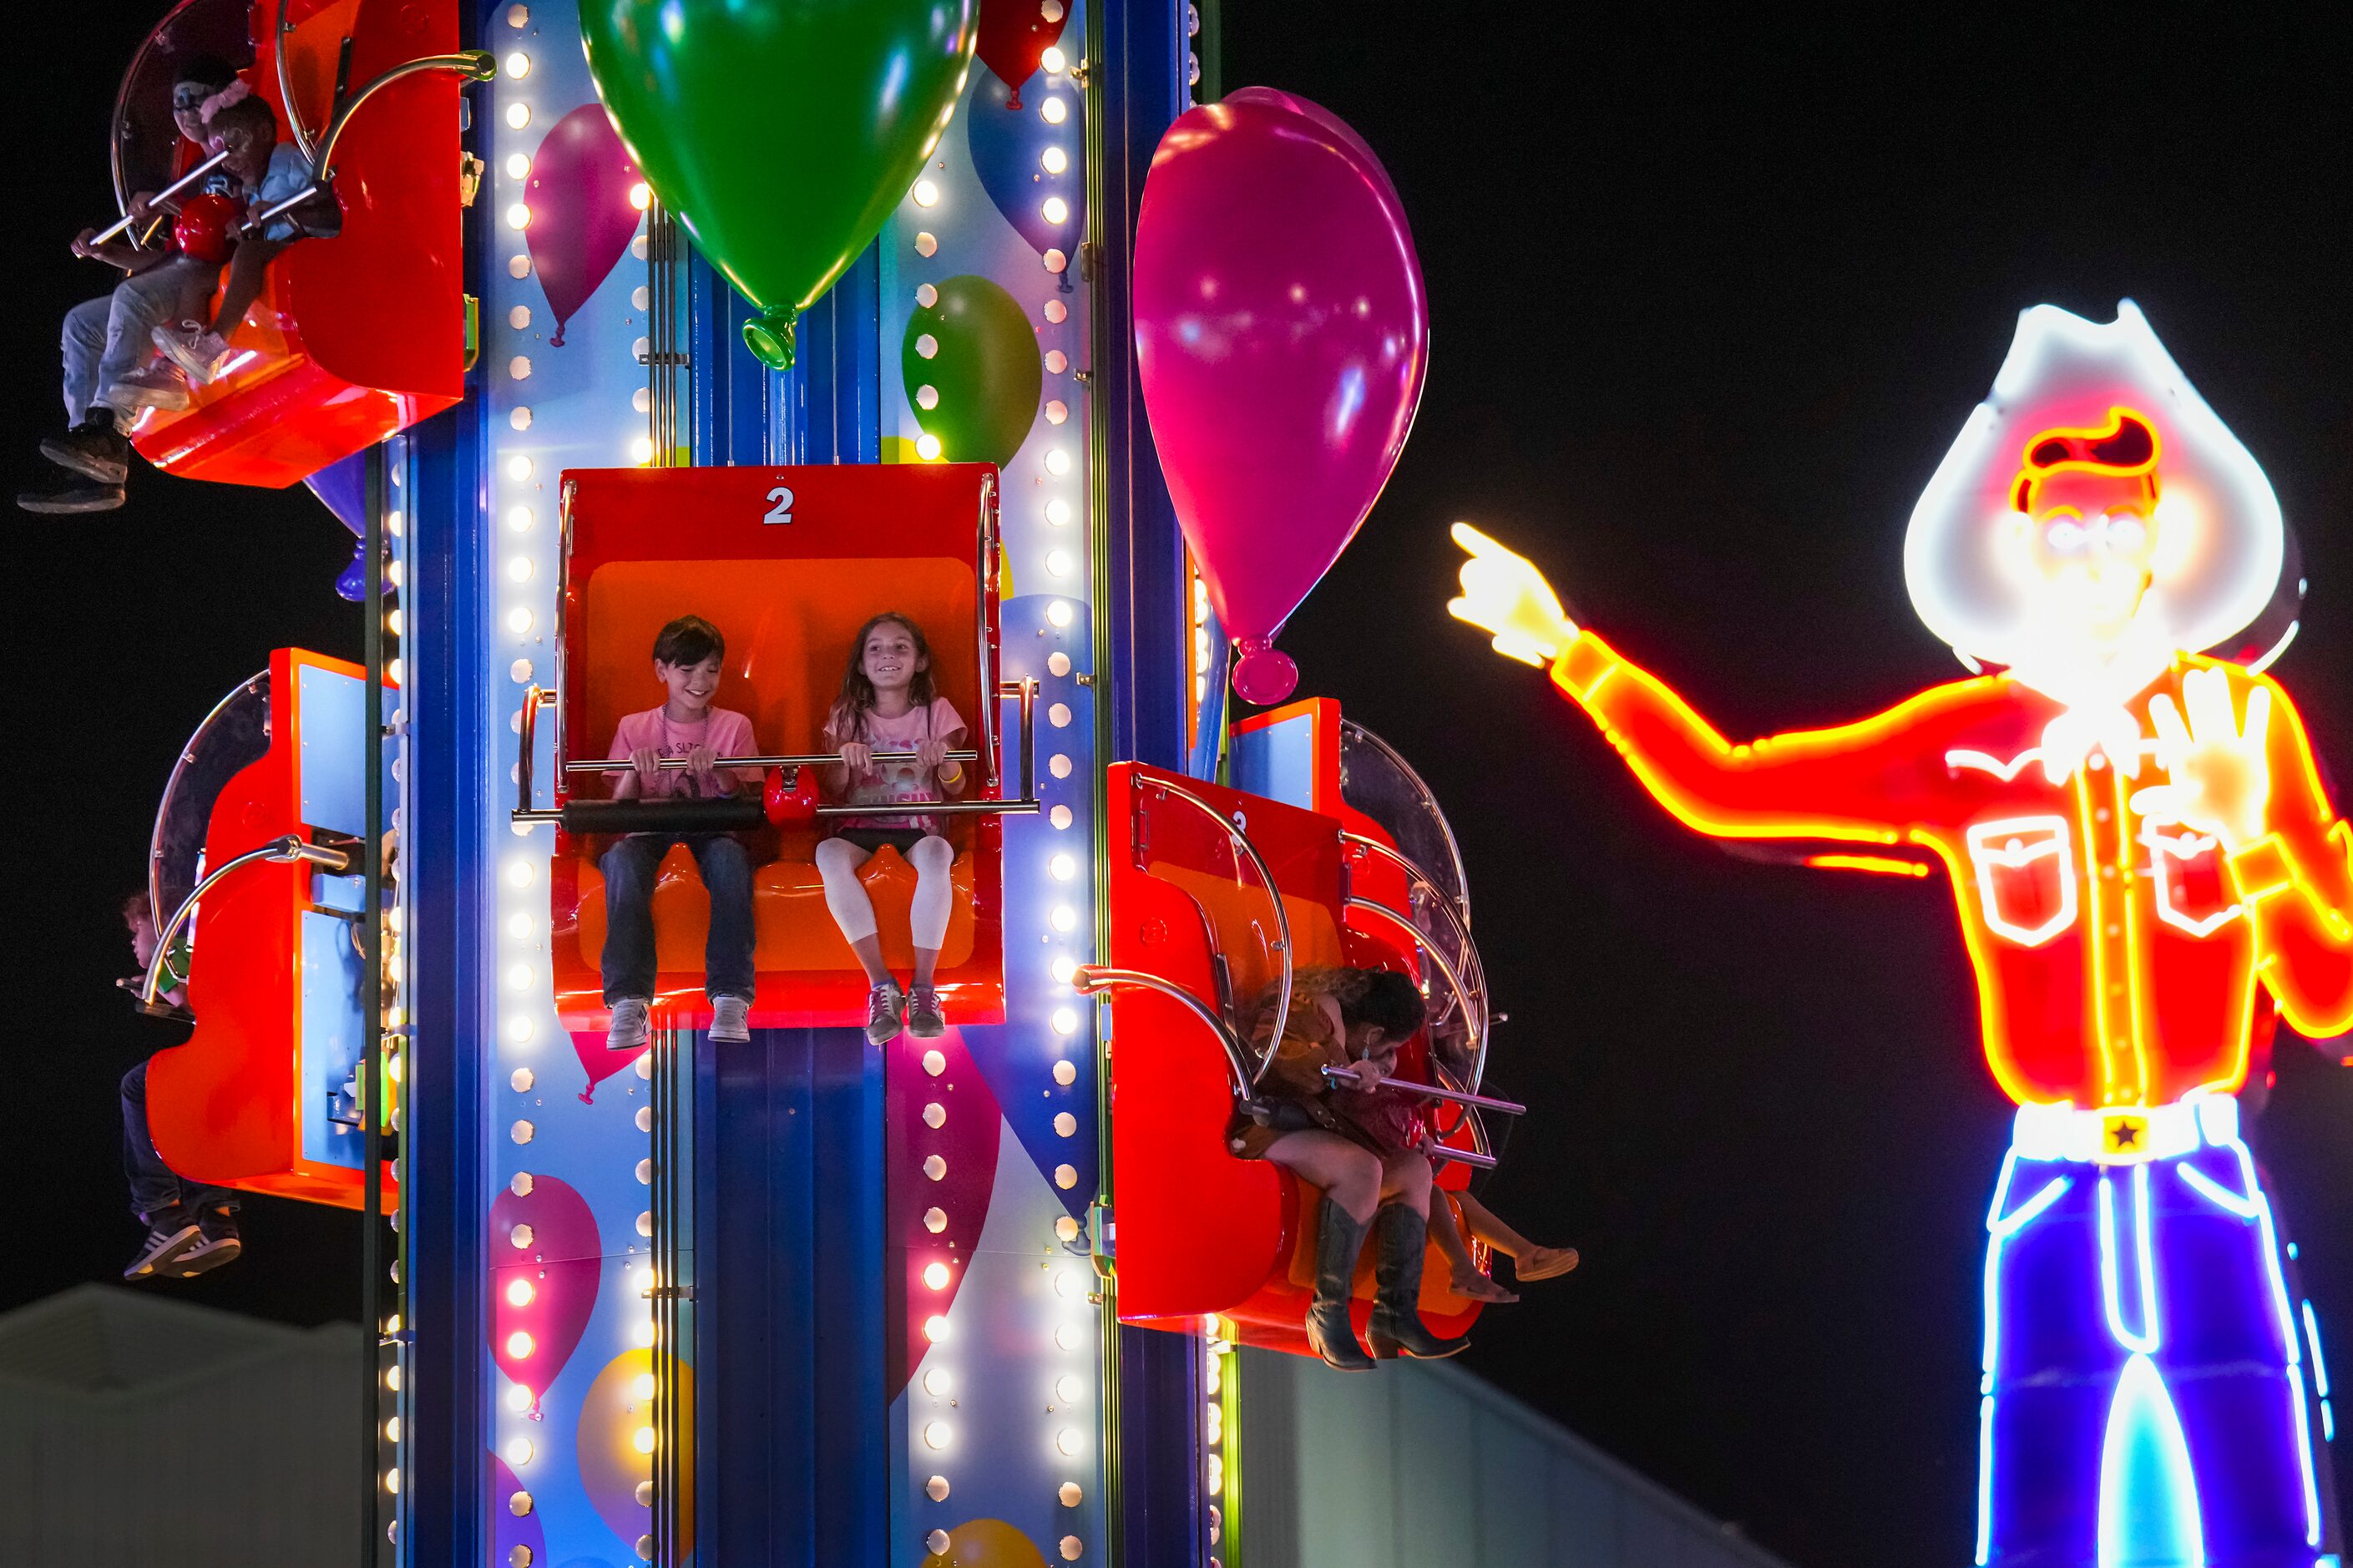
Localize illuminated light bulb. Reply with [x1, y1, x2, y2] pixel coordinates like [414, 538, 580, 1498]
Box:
[1047, 600, 1074, 628]
[1060, 1481, 1083, 1507]
[923, 1155, 948, 1181]
[510, 1173, 534, 1197]
[386, 1468, 402, 1495]
[928, 1474, 952, 1501]
[1046, 448, 1072, 475]
[506, 1331, 534, 1358]
[1046, 498, 1073, 526]
[504, 152, 529, 179]
[509, 255, 530, 279]
[633, 387, 650, 413]
[1042, 96, 1068, 124]
[1042, 196, 1069, 225]
[509, 406, 533, 431]
[509, 356, 533, 382]
[386, 1416, 402, 1443]
[507, 606, 534, 635]
[1041, 146, 1069, 176]
[633, 1319, 657, 1348]
[1207, 1454, 1223, 1491]
[629, 181, 651, 211]
[1056, 1426, 1082, 1456]
[1047, 550, 1074, 579]
[923, 1101, 947, 1128]
[916, 433, 943, 461]
[506, 454, 534, 481]
[923, 1049, 947, 1077]
[915, 283, 939, 308]
[1055, 1112, 1078, 1137]
[635, 1210, 652, 1237]
[923, 1315, 951, 1344]
[913, 180, 940, 208]
[1044, 248, 1068, 276]
[508, 960, 533, 989]
[1045, 399, 1069, 426]
[1054, 1163, 1079, 1190]
[387, 1365, 402, 1392]
[1042, 46, 1067, 73]
[914, 333, 939, 360]
[923, 1366, 949, 1397]
[1050, 956, 1077, 984]
[1055, 1268, 1080, 1298]
[1045, 349, 1070, 375]
[387, 657, 404, 685]
[503, 1383, 530, 1413]
[505, 1436, 534, 1466]
[1050, 805, 1073, 830]
[506, 1278, 534, 1308]
[507, 504, 534, 531]
[505, 103, 530, 130]
[914, 230, 938, 256]
[1045, 299, 1069, 325]
[387, 609, 404, 636]
[928, 1529, 953, 1555]
[1051, 1007, 1079, 1035]
[634, 1373, 657, 1400]
[635, 1106, 652, 1132]
[634, 1426, 657, 1455]
[504, 50, 530, 78]
[509, 1066, 533, 1093]
[630, 435, 655, 464]
[923, 1261, 951, 1290]
[1054, 1322, 1080, 1351]
[508, 305, 533, 331]
[1060, 1537, 1084, 1563]
[506, 911, 533, 938]
[506, 1014, 534, 1044]
[1053, 1059, 1078, 1085]
[923, 1206, 948, 1233]
[636, 1157, 653, 1186]
[1050, 905, 1078, 933]
[506, 203, 531, 230]
[923, 1420, 951, 1449]
[510, 1119, 534, 1146]
[1050, 853, 1077, 881]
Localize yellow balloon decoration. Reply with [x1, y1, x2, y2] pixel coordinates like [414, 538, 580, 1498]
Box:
[922, 1517, 1050, 1568]
[574, 1347, 696, 1557]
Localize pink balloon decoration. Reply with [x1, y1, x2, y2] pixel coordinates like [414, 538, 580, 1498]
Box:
[1132, 88, 1429, 706]
[527, 104, 644, 347]
[489, 1176, 604, 1415]
[572, 1024, 645, 1104]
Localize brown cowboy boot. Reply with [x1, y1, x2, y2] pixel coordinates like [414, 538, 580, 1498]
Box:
[1304, 1196, 1375, 1371]
[1366, 1201, 1470, 1359]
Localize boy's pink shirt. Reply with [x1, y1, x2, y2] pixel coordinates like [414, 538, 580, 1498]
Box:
[608, 706, 760, 799]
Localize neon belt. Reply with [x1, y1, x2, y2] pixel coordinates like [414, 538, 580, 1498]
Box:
[2009, 1095, 2239, 1165]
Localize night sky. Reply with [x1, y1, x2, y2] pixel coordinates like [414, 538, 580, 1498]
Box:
[8, 8, 2350, 1568]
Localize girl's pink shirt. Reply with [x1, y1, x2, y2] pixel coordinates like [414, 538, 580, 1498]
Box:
[825, 696, 966, 830]
[607, 706, 759, 799]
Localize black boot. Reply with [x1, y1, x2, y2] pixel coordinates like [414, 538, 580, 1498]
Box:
[1366, 1202, 1470, 1359]
[1304, 1196, 1374, 1371]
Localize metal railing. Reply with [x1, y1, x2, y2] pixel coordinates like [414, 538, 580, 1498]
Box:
[139, 833, 353, 1008]
[1069, 966, 1257, 1099]
[1132, 776, 1295, 1085]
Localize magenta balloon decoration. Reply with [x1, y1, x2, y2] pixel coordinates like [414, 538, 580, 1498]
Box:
[527, 104, 644, 347]
[491, 1454, 546, 1564]
[488, 1176, 604, 1414]
[1131, 88, 1429, 705]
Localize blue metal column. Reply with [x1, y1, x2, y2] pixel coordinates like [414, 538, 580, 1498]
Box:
[1091, 4, 1207, 1565]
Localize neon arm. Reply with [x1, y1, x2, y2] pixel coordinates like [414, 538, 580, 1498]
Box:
[2229, 679, 2353, 1034]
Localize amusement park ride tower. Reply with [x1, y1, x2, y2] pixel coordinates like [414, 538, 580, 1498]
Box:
[126, 1, 1518, 1563]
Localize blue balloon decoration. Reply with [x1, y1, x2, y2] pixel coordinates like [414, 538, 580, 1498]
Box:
[303, 450, 367, 539]
[964, 72, 1082, 291]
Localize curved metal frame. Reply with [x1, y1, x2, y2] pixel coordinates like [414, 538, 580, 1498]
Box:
[1345, 894, 1495, 1157]
[140, 833, 354, 1006]
[1070, 965, 1257, 1102]
[272, 0, 318, 162]
[1341, 829, 1490, 1031]
[1138, 777, 1295, 1085]
[309, 50, 496, 180]
[1338, 717, 1472, 930]
[149, 666, 269, 931]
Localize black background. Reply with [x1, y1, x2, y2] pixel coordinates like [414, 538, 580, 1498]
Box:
[6, 6, 2349, 1566]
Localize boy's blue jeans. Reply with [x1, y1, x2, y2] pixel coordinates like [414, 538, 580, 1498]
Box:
[600, 832, 757, 1004]
[121, 1058, 236, 1226]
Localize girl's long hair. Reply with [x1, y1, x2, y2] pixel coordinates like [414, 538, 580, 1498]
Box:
[826, 612, 939, 741]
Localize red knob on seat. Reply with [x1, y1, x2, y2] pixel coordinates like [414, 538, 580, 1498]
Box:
[763, 766, 821, 826]
[175, 194, 239, 265]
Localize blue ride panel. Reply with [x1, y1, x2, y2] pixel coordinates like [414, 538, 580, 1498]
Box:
[298, 908, 369, 1170]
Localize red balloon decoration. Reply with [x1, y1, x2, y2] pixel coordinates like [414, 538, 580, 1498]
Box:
[488, 1176, 603, 1415]
[526, 104, 644, 347]
[974, 0, 1068, 110]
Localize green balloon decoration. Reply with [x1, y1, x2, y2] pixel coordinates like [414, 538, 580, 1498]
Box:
[902, 276, 1042, 469]
[583, 0, 979, 369]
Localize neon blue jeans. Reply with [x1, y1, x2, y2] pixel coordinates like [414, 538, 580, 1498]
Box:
[1977, 1097, 2339, 1567]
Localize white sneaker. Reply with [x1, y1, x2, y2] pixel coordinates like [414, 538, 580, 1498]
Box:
[864, 981, 905, 1048]
[709, 994, 751, 1043]
[152, 321, 230, 384]
[104, 363, 191, 412]
[608, 996, 650, 1050]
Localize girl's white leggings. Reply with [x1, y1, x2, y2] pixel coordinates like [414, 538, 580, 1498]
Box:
[814, 834, 955, 951]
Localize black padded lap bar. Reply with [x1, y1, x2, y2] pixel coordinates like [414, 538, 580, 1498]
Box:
[559, 798, 766, 836]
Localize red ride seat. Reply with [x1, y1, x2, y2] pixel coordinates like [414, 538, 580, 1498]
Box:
[126, 0, 468, 487]
[1101, 763, 1484, 1358]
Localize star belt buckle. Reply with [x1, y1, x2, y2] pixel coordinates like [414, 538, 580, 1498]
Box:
[2097, 1110, 2153, 1163]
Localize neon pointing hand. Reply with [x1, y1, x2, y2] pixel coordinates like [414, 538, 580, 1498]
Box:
[2130, 667, 2272, 847]
[1447, 523, 1579, 666]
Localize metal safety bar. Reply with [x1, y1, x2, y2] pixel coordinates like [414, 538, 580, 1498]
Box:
[139, 833, 354, 1007]
[1342, 831, 1491, 1075]
[1136, 778, 1296, 1086]
[1070, 965, 1257, 1100]
[89, 149, 230, 247]
[1429, 1145, 1499, 1171]
[566, 749, 980, 775]
[1344, 895, 1488, 1090]
[1319, 1065, 1525, 1116]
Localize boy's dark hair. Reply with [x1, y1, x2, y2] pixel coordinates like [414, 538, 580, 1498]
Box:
[123, 889, 152, 925]
[174, 55, 239, 91]
[652, 615, 725, 669]
[205, 92, 276, 140]
[1344, 970, 1426, 1042]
